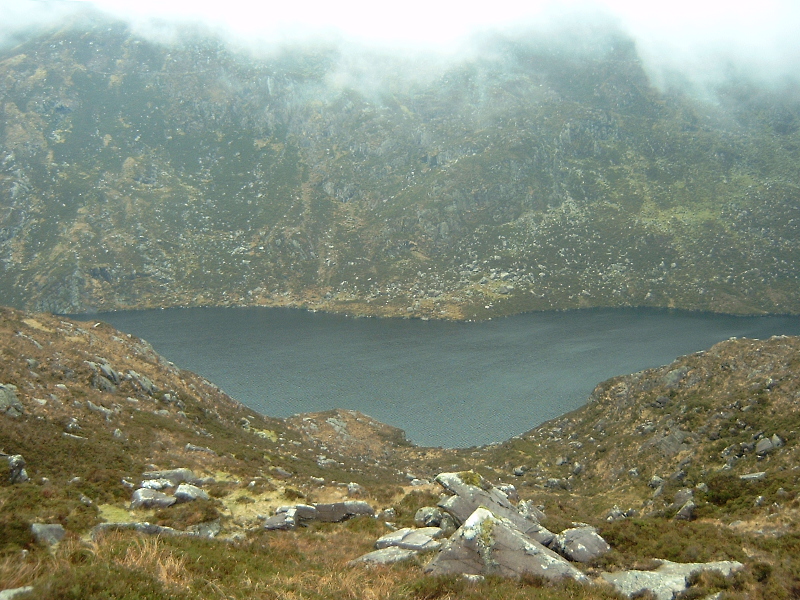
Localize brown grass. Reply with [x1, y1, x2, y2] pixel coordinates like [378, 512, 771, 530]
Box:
[113, 536, 192, 592]
[0, 549, 56, 589]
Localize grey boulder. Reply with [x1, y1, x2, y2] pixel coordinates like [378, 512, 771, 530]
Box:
[265, 504, 318, 530]
[348, 547, 418, 566]
[0, 384, 23, 418]
[376, 527, 443, 552]
[130, 488, 177, 509]
[425, 507, 587, 582]
[601, 559, 744, 600]
[263, 512, 298, 531]
[92, 522, 201, 539]
[435, 472, 554, 545]
[550, 526, 611, 563]
[314, 501, 374, 523]
[174, 484, 210, 503]
[31, 523, 66, 545]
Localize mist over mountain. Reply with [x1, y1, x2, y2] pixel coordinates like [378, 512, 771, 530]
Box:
[0, 7, 799, 317]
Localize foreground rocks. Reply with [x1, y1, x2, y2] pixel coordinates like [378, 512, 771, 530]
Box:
[345, 470, 745, 596]
[601, 559, 744, 600]
[346, 471, 598, 580]
[425, 507, 587, 581]
[434, 471, 554, 545]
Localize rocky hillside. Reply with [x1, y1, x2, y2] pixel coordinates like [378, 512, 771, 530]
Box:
[1, 13, 799, 319]
[2, 306, 800, 598]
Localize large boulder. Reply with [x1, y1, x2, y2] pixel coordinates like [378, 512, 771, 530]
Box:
[425, 507, 587, 582]
[314, 501, 374, 523]
[435, 472, 554, 545]
[174, 484, 210, 503]
[0, 384, 23, 418]
[130, 488, 177, 509]
[550, 526, 611, 563]
[601, 559, 744, 600]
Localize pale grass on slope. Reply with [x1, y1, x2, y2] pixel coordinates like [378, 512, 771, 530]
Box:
[114, 535, 192, 592]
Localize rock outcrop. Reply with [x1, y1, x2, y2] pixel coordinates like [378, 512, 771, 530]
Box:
[425, 507, 587, 582]
[435, 471, 554, 545]
[601, 559, 744, 600]
[263, 501, 375, 530]
[130, 488, 177, 509]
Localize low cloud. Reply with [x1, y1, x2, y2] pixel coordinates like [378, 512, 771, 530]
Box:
[2, 0, 799, 94]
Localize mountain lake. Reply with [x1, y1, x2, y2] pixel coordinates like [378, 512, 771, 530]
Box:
[76, 307, 800, 448]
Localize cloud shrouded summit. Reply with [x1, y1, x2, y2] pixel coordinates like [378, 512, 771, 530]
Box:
[2, 0, 799, 91]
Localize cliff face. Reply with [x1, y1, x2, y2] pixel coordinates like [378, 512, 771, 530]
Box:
[1, 17, 799, 318]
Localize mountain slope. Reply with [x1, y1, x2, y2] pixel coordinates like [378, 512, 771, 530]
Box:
[1, 16, 799, 318]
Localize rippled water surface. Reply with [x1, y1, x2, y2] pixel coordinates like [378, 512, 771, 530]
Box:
[84, 307, 800, 447]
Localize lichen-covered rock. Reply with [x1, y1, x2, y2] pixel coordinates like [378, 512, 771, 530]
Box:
[174, 483, 210, 503]
[550, 526, 610, 563]
[425, 507, 587, 582]
[435, 472, 554, 545]
[130, 488, 177, 509]
[265, 504, 319, 530]
[601, 559, 744, 600]
[128, 370, 156, 395]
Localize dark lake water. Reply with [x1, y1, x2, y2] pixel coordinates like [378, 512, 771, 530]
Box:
[80, 307, 800, 448]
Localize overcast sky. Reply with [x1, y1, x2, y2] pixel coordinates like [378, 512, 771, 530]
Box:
[2, 0, 800, 89]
